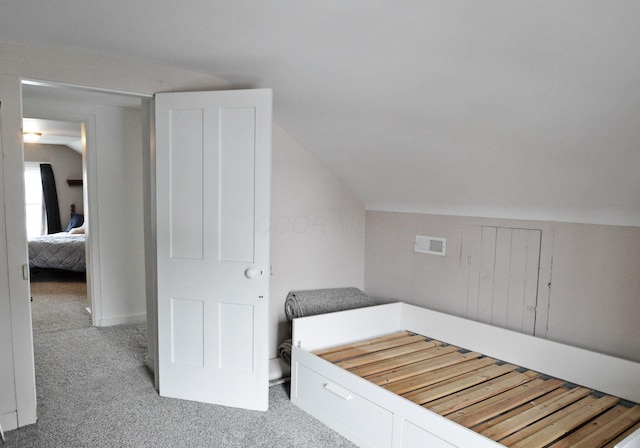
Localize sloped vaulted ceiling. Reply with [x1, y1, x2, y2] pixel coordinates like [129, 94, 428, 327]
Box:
[1, 1, 639, 226]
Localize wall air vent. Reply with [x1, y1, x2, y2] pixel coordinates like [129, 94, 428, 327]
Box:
[415, 235, 446, 256]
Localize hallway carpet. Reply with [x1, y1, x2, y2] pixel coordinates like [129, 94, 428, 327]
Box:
[6, 280, 354, 448]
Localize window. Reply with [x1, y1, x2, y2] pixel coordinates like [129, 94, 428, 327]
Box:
[24, 163, 44, 238]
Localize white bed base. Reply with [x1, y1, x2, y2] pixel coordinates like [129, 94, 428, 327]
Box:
[291, 302, 640, 448]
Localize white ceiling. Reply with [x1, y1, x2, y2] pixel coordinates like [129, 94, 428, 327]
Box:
[21, 82, 143, 152]
[22, 117, 82, 152]
[2, 1, 639, 225]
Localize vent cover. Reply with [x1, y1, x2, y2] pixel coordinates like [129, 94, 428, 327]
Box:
[415, 235, 446, 256]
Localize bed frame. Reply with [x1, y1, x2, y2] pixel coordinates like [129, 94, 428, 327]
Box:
[291, 302, 640, 448]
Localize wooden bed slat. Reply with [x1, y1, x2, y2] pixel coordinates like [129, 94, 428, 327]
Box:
[507, 395, 619, 448]
[366, 350, 482, 386]
[320, 334, 427, 363]
[313, 331, 412, 357]
[567, 405, 640, 448]
[427, 370, 540, 416]
[550, 404, 640, 448]
[498, 395, 599, 446]
[348, 344, 453, 377]
[604, 420, 640, 447]
[386, 356, 497, 396]
[316, 330, 640, 448]
[334, 340, 441, 369]
[450, 378, 565, 427]
[480, 387, 593, 441]
[450, 377, 546, 422]
[471, 387, 570, 434]
[403, 363, 519, 405]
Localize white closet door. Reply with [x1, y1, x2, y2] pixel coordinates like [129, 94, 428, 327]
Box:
[460, 225, 541, 335]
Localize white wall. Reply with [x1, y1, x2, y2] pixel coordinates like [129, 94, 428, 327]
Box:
[365, 211, 640, 363]
[269, 125, 365, 356]
[0, 41, 367, 430]
[92, 106, 146, 324]
[0, 41, 231, 431]
[23, 143, 83, 230]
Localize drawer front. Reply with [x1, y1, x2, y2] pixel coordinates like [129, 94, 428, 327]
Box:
[296, 363, 393, 448]
[401, 420, 457, 448]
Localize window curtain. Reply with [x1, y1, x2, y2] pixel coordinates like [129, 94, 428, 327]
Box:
[40, 163, 62, 234]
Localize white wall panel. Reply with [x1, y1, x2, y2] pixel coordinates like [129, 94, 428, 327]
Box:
[365, 211, 640, 363]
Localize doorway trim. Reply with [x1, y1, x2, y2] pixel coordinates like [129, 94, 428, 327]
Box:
[21, 79, 154, 329]
[17, 78, 157, 423]
[20, 94, 102, 325]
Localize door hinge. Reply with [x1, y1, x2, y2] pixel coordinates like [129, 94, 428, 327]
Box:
[22, 264, 29, 280]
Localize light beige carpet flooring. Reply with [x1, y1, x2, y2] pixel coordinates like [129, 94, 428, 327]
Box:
[30, 280, 91, 333]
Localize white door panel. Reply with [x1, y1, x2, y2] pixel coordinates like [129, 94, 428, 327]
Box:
[156, 89, 271, 410]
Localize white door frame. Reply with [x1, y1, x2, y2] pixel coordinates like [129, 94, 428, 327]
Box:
[4, 78, 157, 430]
[0, 74, 37, 429]
[20, 80, 155, 333]
[140, 97, 158, 387]
[20, 105, 101, 323]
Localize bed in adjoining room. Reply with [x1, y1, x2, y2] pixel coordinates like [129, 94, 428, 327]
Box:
[28, 206, 86, 274]
[29, 232, 86, 273]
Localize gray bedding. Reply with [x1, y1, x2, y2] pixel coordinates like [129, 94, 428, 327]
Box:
[284, 287, 375, 321]
[28, 233, 86, 272]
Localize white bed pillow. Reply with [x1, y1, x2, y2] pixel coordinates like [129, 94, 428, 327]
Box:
[69, 223, 85, 234]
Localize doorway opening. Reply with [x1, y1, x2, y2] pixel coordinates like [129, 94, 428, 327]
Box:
[20, 79, 154, 404]
[22, 116, 90, 327]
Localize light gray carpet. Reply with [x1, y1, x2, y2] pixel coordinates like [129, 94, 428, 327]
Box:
[29, 280, 92, 333]
[6, 280, 356, 447]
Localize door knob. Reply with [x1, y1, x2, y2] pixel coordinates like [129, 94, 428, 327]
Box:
[244, 269, 257, 279]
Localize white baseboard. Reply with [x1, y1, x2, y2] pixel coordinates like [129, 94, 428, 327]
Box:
[269, 357, 291, 385]
[98, 313, 146, 327]
[144, 355, 154, 372]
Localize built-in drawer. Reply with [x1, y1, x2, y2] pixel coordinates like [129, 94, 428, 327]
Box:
[295, 363, 393, 448]
[400, 420, 457, 448]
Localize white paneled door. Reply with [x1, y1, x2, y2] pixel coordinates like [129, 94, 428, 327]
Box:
[155, 89, 272, 410]
[460, 226, 542, 336]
